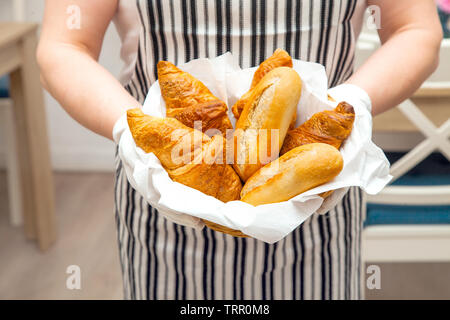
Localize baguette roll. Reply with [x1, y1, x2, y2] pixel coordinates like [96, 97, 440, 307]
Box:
[232, 49, 293, 120]
[240, 143, 343, 206]
[233, 67, 302, 182]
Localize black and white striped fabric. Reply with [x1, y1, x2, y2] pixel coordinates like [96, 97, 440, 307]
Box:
[115, 0, 366, 300]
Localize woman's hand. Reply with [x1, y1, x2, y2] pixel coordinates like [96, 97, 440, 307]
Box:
[37, 0, 141, 140]
[347, 0, 443, 116]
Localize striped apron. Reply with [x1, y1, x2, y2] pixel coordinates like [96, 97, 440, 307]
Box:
[115, 0, 366, 300]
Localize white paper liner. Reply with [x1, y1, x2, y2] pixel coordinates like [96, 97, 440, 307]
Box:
[116, 52, 392, 243]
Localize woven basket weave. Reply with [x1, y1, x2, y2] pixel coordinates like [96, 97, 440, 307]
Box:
[202, 219, 248, 237]
[202, 190, 334, 237]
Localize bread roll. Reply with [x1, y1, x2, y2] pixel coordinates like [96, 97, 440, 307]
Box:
[240, 143, 343, 206]
[232, 49, 293, 119]
[232, 67, 302, 182]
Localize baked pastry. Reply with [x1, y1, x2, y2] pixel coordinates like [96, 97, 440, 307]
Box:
[280, 101, 355, 155]
[127, 108, 241, 203]
[157, 61, 233, 136]
[250, 48, 294, 88]
[241, 143, 344, 206]
[232, 49, 293, 120]
[233, 67, 302, 182]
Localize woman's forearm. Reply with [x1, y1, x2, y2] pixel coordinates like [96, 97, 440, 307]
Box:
[37, 42, 140, 140]
[347, 29, 442, 116]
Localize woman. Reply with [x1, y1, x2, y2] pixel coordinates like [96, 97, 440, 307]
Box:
[38, 0, 442, 299]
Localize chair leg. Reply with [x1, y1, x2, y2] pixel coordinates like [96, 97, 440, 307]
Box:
[9, 32, 57, 251]
[1, 100, 24, 226]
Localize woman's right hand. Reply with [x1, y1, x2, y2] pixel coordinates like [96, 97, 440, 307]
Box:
[37, 0, 141, 140]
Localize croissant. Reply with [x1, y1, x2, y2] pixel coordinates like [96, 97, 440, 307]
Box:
[127, 108, 242, 203]
[231, 48, 293, 120]
[280, 101, 355, 155]
[157, 61, 233, 136]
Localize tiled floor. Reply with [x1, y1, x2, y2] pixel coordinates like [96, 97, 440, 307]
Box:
[0, 171, 449, 300]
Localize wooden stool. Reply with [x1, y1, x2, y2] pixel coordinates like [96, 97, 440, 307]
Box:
[0, 22, 56, 251]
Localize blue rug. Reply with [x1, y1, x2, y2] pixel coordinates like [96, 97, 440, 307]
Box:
[365, 152, 450, 226]
[0, 76, 9, 98]
[366, 204, 450, 225]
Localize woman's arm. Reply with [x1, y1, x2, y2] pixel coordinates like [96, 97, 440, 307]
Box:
[37, 0, 141, 140]
[347, 0, 443, 115]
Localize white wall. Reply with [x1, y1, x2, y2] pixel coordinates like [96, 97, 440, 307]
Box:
[0, 0, 122, 171]
[0, 1, 13, 21]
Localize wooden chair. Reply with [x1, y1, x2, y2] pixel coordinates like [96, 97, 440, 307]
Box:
[363, 82, 450, 262]
[1, 0, 26, 226]
[0, 1, 56, 251]
[1, 77, 23, 226]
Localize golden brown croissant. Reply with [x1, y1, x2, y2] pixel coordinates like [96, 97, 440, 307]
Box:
[127, 108, 242, 203]
[157, 61, 233, 136]
[280, 101, 355, 155]
[231, 48, 293, 120]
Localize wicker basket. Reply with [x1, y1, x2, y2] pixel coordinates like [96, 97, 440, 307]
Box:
[320, 190, 334, 198]
[202, 219, 248, 237]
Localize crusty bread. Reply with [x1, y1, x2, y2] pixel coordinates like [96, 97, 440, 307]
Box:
[127, 108, 242, 203]
[232, 67, 302, 182]
[232, 49, 293, 120]
[157, 61, 233, 136]
[240, 143, 343, 206]
[281, 101, 355, 155]
[128, 108, 245, 236]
